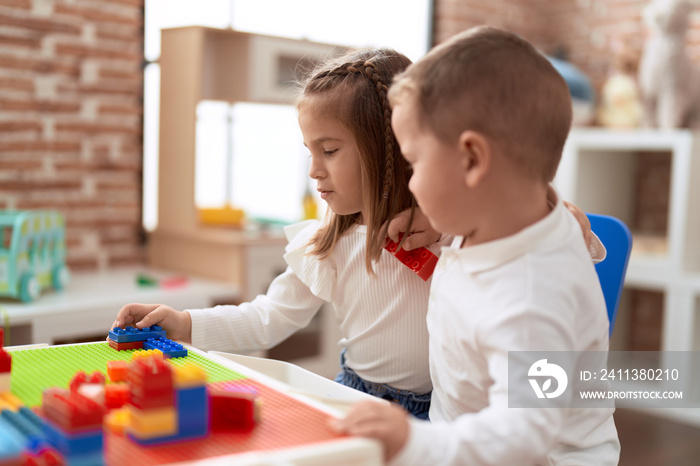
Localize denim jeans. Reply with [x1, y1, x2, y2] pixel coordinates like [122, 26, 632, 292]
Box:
[334, 350, 431, 420]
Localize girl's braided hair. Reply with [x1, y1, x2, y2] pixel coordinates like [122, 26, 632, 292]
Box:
[298, 48, 416, 273]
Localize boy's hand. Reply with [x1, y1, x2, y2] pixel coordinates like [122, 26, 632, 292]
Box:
[110, 303, 192, 343]
[384, 207, 441, 251]
[331, 400, 410, 462]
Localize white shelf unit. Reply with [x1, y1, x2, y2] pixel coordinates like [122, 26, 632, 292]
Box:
[554, 128, 700, 426]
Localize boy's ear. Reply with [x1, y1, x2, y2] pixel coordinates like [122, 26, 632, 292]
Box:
[458, 131, 491, 188]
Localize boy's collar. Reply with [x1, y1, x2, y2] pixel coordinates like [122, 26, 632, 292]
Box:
[445, 199, 569, 274]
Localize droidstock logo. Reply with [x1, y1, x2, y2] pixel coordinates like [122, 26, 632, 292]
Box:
[528, 359, 568, 399]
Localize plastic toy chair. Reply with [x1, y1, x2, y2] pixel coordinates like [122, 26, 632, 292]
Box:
[587, 213, 633, 337]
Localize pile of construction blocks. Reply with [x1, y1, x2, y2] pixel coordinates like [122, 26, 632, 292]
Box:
[0, 328, 260, 466]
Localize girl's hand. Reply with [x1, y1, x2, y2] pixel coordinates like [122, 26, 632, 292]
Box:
[563, 200, 607, 262]
[111, 303, 192, 343]
[563, 200, 592, 248]
[331, 400, 410, 462]
[384, 207, 441, 251]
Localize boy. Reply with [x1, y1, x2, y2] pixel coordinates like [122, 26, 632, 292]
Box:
[334, 26, 620, 465]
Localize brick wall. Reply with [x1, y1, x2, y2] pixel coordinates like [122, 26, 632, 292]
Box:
[0, 0, 145, 271]
[434, 0, 700, 89]
[432, 0, 699, 237]
[433, 0, 700, 351]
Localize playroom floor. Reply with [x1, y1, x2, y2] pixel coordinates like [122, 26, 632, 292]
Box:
[615, 408, 700, 465]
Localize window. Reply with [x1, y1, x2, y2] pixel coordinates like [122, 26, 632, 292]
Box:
[143, 0, 432, 229]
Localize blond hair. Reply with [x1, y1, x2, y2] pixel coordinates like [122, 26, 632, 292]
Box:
[298, 49, 416, 273]
[389, 26, 572, 182]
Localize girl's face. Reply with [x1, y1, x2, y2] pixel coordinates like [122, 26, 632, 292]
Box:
[298, 101, 365, 222]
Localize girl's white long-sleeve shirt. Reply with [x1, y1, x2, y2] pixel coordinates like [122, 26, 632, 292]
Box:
[188, 220, 449, 394]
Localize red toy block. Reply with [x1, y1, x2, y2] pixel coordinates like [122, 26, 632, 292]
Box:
[106, 360, 128, 382]
[21, 447, 64, 466]
[41, 388, 106, 431]
[0, 328, 10, 373]
[0, 350, 10, 373]
[127, 356, 174, 410]
[209, 387, 258, 432]
[104, 384, 130, 410]
[129, 388, 173, 410]
[384, 234, 438, 281]
[69, 371, 105, 393]
[160, 275, 188, 289]
[108, 339, 143, 351]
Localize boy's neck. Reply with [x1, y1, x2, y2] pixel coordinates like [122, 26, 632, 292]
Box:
[462, 176, 551, 248]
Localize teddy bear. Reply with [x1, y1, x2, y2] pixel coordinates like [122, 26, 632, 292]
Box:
[638, 0, 700, 129]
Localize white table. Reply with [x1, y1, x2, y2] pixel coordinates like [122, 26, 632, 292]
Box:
[4, 342, 383, 465]
[0, 267, 239, 345]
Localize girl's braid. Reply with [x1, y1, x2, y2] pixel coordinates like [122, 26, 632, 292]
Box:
[313, 60, 395, 200]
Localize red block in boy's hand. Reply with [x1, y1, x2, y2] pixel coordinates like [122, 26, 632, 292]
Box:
[384, 235, 439, 281]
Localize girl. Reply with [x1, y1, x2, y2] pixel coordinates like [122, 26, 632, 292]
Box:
[112, 48, 599, 420]
[114, 48, 441, 419]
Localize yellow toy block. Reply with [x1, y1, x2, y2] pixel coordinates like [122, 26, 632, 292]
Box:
[0, 391, 23, 411]
[198, 205, 244, 226]
[127, 406, 177, 438]
[131, 349, 164, 361]
[173, 363, 206, 388]
[105, 408, 130, 436]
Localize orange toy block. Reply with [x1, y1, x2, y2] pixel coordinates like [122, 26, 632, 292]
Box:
[106, 361, 128, 383]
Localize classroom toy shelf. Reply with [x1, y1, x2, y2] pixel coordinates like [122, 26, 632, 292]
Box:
[3, 342, 381, 465]
[553, 128, 700, 427]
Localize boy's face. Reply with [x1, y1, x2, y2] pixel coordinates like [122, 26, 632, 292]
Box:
[392, 98, 472, 236]
[298, 102, 365, 221]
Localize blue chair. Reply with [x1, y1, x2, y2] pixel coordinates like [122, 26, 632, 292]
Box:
[587, 214, 633, 337]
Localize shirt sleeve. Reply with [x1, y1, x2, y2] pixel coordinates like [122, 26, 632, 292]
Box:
[188, 267, 326, 353]
[188, 219, 334, 353]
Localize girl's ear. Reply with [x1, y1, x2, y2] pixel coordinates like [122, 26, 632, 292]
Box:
[458, 131, 491, 188]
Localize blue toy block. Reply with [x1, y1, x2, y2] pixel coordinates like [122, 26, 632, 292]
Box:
[42, 419, 102, 457]
[128, 385, 209, 447]
[176, 386, 208, 438]
[108, 325, 166, 343]
[127, 428, 208, 447]
[0, 407, 45, 441]
[64, 450, 104, 466]
[0, 416, 25, 461]
[142, 337, 188, 359]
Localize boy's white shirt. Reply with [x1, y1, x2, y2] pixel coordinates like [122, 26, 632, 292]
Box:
[188, 220, 450, 394]
[392, 200, 620, 466]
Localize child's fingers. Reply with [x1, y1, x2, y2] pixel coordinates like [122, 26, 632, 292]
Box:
[134, 305, 169, 329]
[113, 303, 158, 329]
[386, 211, 412, 243]
[399, 231, 429, 251]
[332, 401, 410, 462]
[563, 201, 593, 247]
[331, 401, 387, 433]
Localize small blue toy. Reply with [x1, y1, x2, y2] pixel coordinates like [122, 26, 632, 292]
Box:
[143, 337, 188, 359]
[108, 326, 167, 343]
